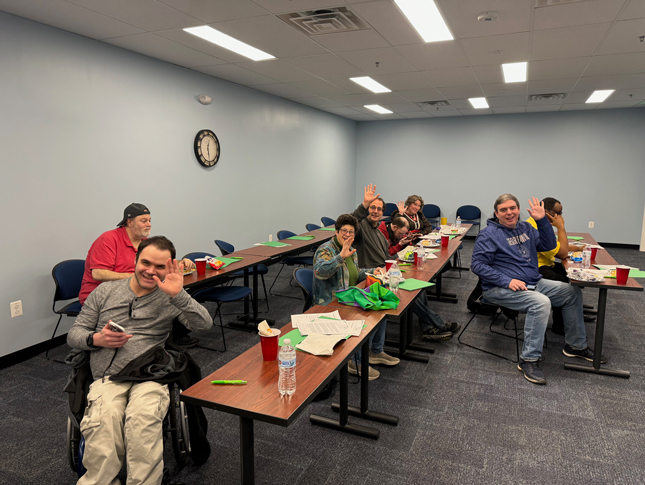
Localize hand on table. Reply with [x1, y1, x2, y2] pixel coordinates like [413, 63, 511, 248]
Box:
[153, 258, 184, 298]
[527, 197, 545, 220]
[508, 279, 527, 291]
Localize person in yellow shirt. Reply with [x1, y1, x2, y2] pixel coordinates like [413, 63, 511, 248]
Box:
[527, 197, 588, 335]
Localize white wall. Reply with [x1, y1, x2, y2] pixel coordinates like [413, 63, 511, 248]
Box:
[0, 12, 357, 358]
[355, 110, 645, 243]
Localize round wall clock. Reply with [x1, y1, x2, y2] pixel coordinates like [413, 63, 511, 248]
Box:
[194, 129, 220, 167]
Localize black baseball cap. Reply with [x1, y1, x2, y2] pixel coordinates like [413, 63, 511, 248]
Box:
[117, 203, 150, 227]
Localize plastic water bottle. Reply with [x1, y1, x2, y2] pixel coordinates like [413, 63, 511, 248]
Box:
[388, 262, 401, 294]
[278, 339, 296, 396]
[582, 245, 592, 269]
[456, 216, 462, 229]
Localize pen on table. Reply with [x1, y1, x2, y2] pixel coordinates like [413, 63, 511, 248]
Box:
[211, 380, 247, 385]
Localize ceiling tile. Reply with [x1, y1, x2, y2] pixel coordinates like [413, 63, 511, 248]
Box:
[445, 98, 477, 109]
[212, 14, 328, 58]
[482, 83, 527, 97]
[597, 18, 645, 55]
[311, 29, 390, 53]
[287, 80, 351, 96]
[155, 28, 249, 62]
[582, 52, 645, 76]
[560, 103, 596, 110]
[531, 23, 611, 60]
[619, 73, 645, 88]
[437, 84, 485, 98]
[460, 32, 530, 66]
[472, 64, 505, 84]
[157, 0, 269, 23]
[192, 63, 280, 84]
[325, 93, 374, 106]
[617, 0, 645, 21]
[252, 83, 317, 98]
[0, 0, 145, 39]
[351, 0, 423, 46]
[67, 0, 201, 31]
[251, 0, 343, 14]
[235, 59, 320, 82]
[397, 87, 446, 102]
[293, 96, 343, 108]
[395, 42, 471, 70]
[563, 91, 595, 103]
[325, 78, 372, 94]
[612, 88, 645, 100]
[595, 100, 642, 108]
[438, 0, 532, 39]
[321, 107, 365, 116]
[286, 54, 366, 78]
[533, 0, 624, 30]
[492, 106, 526, 114]
[371, 72, 433, 91]
[105, 33, 224, 67]
[380, 103, 424, 112]
[528, 57, 591, 80]
[422, 67, 479, 87]
[573, 74, 633, 91]
[527, 78, 578, 94]
[526, 105, 561, 112]
[337, 47, 417, 75]
[401, 112, 435, 119]
[353, 106, 405, 119]
[346, 113, 379, 121]
[487, 95, 527, 107]
[459, 108, 494, 115]
[430, 110, 463, 117]
[360, 92, 409, 104]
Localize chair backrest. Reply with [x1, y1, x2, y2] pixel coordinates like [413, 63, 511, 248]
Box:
[52, 259, 85, 302]
[321, 217, 336, 227]
[293, 268, 314, 312]
[456, 205, 481, 221]
[214, 239, 234, 256]
[277, 230, 296, 240]
[383, 203, 397, 217]
[306, 223, 321, 232]
[183, 251, 216, 262]
[422, 204, 440, 219]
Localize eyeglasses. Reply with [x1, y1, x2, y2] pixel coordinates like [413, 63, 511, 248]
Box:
[548, 209, 563, 216]
[368, 205, 384, 212]
[339, 229, 355, 236]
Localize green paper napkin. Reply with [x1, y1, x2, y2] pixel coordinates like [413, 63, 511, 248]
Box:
[279, 329, 306, 347]
[567, 236, 584, 241]
[213, 256, 243, 268]
[287, 235, 315, 241]
[260, 241, 291, 247]
[319, 227, 336, 231]
[398, 279, 436, 291]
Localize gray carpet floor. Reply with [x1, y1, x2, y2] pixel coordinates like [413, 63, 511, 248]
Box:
[2, 240, 645, 484]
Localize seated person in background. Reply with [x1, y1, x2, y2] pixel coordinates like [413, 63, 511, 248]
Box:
[471, 194, 605, 386]
[378, 216, 417, 256]
[313, 214, 397, 381]
[390, 195, 433, 235]
[68, 236, 212, 485]
[526, 197, 592, 335]
[353, 185, 460, 341]
[79, 203, 197, 347]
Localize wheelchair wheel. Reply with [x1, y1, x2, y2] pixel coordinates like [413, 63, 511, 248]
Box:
[168, 386, 190, 468]
[67, 416, 81, 473]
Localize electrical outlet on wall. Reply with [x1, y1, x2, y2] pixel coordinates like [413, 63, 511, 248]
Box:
[589, 221, 595, 229]
[10, 300, 23, 318]
[269, 235, 273, 242]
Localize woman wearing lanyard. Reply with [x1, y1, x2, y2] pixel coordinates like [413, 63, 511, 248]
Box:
[391, 195, 433, 235]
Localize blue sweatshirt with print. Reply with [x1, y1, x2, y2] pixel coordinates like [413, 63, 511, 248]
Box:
[471, 216, 557, 291]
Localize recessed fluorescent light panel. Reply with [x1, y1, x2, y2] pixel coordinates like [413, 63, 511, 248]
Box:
[184, 26, 274, 61]
[502, 62, 527, 83]
[350, 77, 392, 93]
[586, 90, 615, 103]
[364, 105, 393, 114]
[394, 0, 453, 43]
[468, 97, 489, 109]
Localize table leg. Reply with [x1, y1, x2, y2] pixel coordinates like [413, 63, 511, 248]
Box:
[229, 266, 274, 329]
[385, 311, 430, 363]
[240, 416, 254, 485]
[426, 272, 458, 304]
[564, 288, 630, 378]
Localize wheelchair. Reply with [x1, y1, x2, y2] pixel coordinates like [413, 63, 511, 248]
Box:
[66, 368, 191, 477]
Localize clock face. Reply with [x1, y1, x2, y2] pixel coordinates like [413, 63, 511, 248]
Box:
[194, 130, 220, 167]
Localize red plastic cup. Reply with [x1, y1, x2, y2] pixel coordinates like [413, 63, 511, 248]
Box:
[414, 251, 420, 265]
[385, 260, 395, 271]
[441, 235, 449, 248]
[590, 247, 598, 260]
[259, 329, 281, 361]
[195, 258, 207, 276]
[616, 266, 630, 285]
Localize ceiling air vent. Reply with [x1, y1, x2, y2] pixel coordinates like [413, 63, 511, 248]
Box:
[417, 100, 451, 108]
[278, 7, 369, 36]
[529, 93, 567, 101]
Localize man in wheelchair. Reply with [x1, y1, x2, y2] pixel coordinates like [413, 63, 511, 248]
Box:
[67, 236, 212, 484]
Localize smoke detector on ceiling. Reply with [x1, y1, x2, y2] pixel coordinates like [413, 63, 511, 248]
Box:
[278, 7, 369, 36]
[477, 11, 499, 22]
[529, 93, 567, 101]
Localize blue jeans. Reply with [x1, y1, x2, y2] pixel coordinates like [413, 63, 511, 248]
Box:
[413, 294, 446, 332]
[355, 320, 386, 364]
[483, 278, 587, 362]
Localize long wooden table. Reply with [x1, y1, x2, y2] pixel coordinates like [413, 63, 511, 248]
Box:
[180, 305, 391, 484]
[562, 233, 643, 378]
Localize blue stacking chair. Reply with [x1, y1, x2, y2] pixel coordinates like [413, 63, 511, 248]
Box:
[305, 223, 321, 232]
[49, 259, 85, 362]
[422, 204, 441, 225]
[293, 268, 314, 313]
[214, 239, 269, 312]
[183, 252, 252, 352]
[382, 202, 397, 223]
[269, 230, 314, 298]
[456, 205, 482, 235]
[320, 217, 336, 227]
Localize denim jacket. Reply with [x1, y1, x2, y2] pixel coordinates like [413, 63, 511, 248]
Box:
[312, 239, 372, 306]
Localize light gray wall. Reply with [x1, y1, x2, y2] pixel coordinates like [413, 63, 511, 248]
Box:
[0, 12, 357, 358]
[355, 110, 645, 244]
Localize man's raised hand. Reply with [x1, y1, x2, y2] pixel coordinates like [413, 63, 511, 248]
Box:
[362, 184, 381, 208]
[153, 258, 183, 298]
[527, 197, 545, 220]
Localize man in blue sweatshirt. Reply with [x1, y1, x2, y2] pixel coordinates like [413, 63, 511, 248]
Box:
[471, 194, 605, 385]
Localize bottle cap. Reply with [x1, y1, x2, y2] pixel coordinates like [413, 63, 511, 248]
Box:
[284, 339, 291, 345]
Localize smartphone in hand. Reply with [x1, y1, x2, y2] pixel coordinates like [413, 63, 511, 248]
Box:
[108, 320, 125, 333]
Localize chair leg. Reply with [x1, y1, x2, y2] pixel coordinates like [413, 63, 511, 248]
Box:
[459, 310, 519, 362]
[268, 264, 286, 295]
[46, 314, 66, 364]
[260, 274, 269, 312]
[197, 304, 226, 352]
[270, 265, 305, 300]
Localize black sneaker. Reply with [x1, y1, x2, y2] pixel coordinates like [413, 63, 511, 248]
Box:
[563, 344, 607, 364]
[517, 359, 546, 385]
[174, 336, 199, 348]
[446, 322, 462, 334]
[583, 314, 596, 323]
[422, 327, 453, 341]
